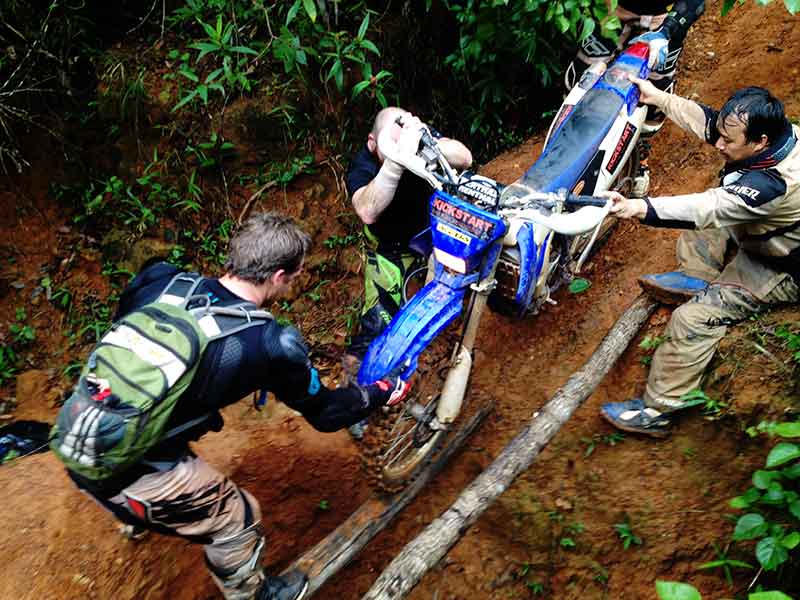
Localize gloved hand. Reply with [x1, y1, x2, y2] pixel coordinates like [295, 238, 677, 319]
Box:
[395, 114, 425, 158]
[631, 30, 669, 71]
[364, 368, 412, 407]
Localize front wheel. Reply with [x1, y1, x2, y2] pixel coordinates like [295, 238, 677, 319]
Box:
[362, 347, 451, 492]
[368, 399, 446, 490]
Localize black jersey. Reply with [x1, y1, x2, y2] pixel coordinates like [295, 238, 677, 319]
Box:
[346, 145, 434, 251]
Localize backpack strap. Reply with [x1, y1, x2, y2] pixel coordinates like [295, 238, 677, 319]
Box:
[157, 271, 273, 340]
[192, 302, 273, 341]
[157, 272, 206, 306]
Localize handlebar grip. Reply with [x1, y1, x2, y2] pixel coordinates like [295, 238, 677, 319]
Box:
[565, 194, 608, 209]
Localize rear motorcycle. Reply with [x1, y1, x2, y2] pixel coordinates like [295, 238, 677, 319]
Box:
[359, 43, 652, 487]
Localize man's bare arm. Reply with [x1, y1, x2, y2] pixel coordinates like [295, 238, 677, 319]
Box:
[438, 138, 473, 170]
[352, 161, 403, 225]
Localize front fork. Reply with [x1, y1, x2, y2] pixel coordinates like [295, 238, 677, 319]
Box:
[435, 263, 498, 425]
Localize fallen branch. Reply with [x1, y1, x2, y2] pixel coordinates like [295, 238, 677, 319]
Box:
[362, 294, 657, 599]
[237, 180, 277, 226]
[282, 399, 494, 597]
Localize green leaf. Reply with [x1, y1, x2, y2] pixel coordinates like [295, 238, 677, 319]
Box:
[221, 23, 233, 45]
[230, 45, 259, 55]
[286, 0, 301, 25]
[789, 500, 800, 520]
[754, 470, 781, 489]
[774, 422, 800, 438]
[302, 0, 317, 22]
[360, 39, 380, 55]
[786, 0, 800, 15]
[357, 13, 370, 39]
[783, 462, 800, 479]
[569, 278, 591, 294]
[749, 592, 794, 600]
[172, 90, 198, 112]
[730, 487, 762, 509]
[782, 531, 800, 549]
[655, 580, 702, 600]
[190, 42, 221, 62]
[761, 481, 786, 505]
[326, 60, 341, 85]
[733, 514, 769, 541]
[206, 68, 223, 83]
[678, 389, 711, 409]
[755, 536, 789, 570]
[555, 14, 570, 33]
[351, 80, 371, 98]
[766, 442, 800, 468]
[697, 558, 753, 570]
[334, 63, 344, 93]
[579, 16, 595, 42]
[199, 18, 216, 39]
[179, 68, 199, 83]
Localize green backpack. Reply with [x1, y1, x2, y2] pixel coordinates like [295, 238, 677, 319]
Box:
[51, 272, 272, 480]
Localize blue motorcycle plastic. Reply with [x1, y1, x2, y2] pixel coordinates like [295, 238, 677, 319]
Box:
[359, 44, 650, 485]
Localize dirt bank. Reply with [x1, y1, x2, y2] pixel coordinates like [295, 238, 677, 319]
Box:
[1, 1, 799, 599]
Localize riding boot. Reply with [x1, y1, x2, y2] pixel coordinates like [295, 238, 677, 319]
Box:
[255, 570, 309, 600]
[637, 271, 709, 305]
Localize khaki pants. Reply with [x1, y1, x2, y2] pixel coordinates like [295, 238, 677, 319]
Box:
[644, 230, 800, 412]
[107, 455, 265, 599]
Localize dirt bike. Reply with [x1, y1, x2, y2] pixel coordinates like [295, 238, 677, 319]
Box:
[358, 43, 652, 487]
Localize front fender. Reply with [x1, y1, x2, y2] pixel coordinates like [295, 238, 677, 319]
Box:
[357, 280, 466, 384]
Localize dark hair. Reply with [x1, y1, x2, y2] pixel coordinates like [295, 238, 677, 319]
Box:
[719, 87, 789, 145]
[224, 212, 311, 284]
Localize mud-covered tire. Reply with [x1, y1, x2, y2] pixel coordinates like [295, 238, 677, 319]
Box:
[381, 427, 445, 487]
[360, 398, 446, 494]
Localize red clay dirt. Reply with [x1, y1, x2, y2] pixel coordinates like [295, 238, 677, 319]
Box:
[1, 1, 800, 599]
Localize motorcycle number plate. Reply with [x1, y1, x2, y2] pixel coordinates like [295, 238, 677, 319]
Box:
[435, 222, 471, 245]
[431, 197, 496, 241]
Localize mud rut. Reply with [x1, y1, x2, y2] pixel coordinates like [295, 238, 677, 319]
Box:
[1, 2, 799, 600]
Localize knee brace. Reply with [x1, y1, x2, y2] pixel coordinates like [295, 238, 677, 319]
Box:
[206, 521, 267, 600]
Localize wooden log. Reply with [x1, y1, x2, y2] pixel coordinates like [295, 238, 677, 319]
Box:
[362, 294, 658, 600]
[283, 399, 495, 598]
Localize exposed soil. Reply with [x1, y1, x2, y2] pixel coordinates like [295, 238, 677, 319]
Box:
[2, 1, 800, 599]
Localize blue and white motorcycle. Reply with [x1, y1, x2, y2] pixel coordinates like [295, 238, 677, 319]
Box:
[359, 44, 652, 485]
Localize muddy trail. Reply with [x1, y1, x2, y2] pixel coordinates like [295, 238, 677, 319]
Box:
[2, 1, 800, 599]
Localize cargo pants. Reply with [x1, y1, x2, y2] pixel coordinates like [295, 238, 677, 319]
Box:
[644, 230, 800, 412]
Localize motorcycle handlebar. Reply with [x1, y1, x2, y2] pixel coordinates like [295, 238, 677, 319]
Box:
[564, 194, 609, 209]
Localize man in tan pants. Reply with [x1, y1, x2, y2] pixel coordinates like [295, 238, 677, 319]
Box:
[64, 214, 410, 600]
[600, 78, 800, 437]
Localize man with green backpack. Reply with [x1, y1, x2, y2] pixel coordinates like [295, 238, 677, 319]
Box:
[51, 212, 410, 600]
